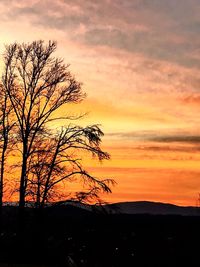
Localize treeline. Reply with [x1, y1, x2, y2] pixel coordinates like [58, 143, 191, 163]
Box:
[0, 40, 114, 211]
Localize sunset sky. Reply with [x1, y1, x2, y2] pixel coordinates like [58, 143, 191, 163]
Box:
[1, 0, 200, 206]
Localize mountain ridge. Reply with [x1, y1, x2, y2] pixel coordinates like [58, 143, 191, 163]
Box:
[103, 200, 200, 216]
[3, 200, 200, 216]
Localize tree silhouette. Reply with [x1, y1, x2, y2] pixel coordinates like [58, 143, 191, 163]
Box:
[28, 125, 113, 208]
[1, 40, 113, 209]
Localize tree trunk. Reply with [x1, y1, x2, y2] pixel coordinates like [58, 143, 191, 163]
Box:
[0, 97, 8, 215]
[0, 128, 8, 216]
[19, 144, 28, 210]
[0, 148, 6, 212]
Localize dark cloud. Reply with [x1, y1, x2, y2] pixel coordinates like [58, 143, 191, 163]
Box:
[2, 1, 89, 30]
[137, 145, 200, 153]
[151, 135, 200, 144]
[1, 0, 200, 68]
[83, 27, 200, 68]
[107, 131, 200, 144]
[84, 28, 127, 49]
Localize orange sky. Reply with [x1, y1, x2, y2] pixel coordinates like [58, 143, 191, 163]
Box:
[1, 0, 200, 206]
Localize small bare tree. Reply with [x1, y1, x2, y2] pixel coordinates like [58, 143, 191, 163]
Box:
[27, 125, 114, 208]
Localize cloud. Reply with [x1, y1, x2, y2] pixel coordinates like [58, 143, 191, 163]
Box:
[151, 135, 200, 144]
[136, 145, 200, 153]
[107, 130, 200, 144]
[1, 0, 200, 68]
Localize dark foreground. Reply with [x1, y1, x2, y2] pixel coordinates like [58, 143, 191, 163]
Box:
[0, 205, 200, 267]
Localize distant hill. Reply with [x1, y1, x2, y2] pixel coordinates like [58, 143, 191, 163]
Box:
[47, 200, 200, 216]
[3, 200, 200, 216]
[102, 201, 200, 216]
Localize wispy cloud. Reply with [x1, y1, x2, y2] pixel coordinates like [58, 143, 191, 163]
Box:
[107, 131, 200, 144]
[151, 135, 200, 144]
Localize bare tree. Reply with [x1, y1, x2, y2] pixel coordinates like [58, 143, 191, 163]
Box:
[2, 41, 84, 210]
[1, 40, 113, 209]
[27, 125, 114, 208]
